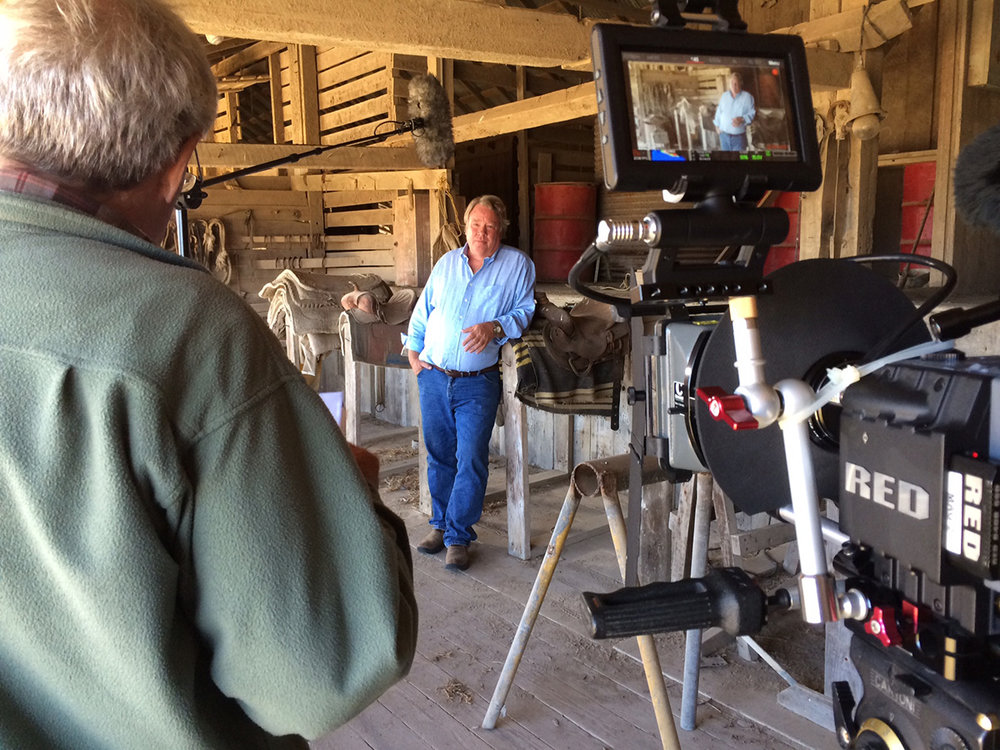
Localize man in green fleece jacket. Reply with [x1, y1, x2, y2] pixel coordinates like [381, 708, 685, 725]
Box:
[0, 1, 418, 747]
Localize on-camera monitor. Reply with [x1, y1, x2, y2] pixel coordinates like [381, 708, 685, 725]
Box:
[592, 24, 822, 198]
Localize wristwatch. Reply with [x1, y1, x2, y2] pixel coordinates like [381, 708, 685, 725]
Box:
[492, 321, 504, 338]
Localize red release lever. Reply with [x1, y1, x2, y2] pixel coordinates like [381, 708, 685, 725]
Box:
[865, 606, 903, 648]
[696, 387, 759, 431]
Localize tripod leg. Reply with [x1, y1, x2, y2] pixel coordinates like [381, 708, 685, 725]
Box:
[482, 482, 582, 729]
[601, 487, 681, 750]
[681, 473, 715, 730]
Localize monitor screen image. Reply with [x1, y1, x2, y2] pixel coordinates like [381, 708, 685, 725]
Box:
[623, 50, 800, 164]
[591, 25, 822, 197]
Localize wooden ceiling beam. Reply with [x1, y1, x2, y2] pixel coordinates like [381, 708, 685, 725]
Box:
[211, 40, 286, 76]
[772, 0, 916, 52]
[451, 81, 597, 142]
[166, 0, 592, 68]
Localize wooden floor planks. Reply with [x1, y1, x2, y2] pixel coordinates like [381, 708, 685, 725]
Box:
[313, 419, 840, 750]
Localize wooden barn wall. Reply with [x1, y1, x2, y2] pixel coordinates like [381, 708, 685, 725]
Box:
[738, 0, 809, 34]
[190, 0, 1000, 460]
[195, 48, 440, 309]
[182, 176, 407, 309]
[276, 47, 427, 147]
[879, 3, 940, 153]
[345, 362, 632, 470]
[451, 120, 597, 258]
[493, 402, 632, 470]
[455, 136, 519, 236]
[529, 121, 596, 186]
[179, 177, 320, 317]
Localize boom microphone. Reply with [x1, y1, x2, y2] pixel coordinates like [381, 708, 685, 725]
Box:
[953, 121, 1000, 236]
[407, 74, 455, 168]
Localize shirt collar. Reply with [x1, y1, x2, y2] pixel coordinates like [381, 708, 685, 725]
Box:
[464, 243, 503, 263]
[0, 163, 153, 242]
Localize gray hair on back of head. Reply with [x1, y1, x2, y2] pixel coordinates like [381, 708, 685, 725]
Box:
[464, 195, 509, 235]
[0, 0, 217, 190]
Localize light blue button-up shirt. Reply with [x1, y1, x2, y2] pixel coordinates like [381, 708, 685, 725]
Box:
[713, 90, 756, 135]
[404, 243, 535, 372]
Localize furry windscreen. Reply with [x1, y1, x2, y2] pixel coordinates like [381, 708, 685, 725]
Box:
[954, 123, 1000, 236]
[408, 74, 455, 169]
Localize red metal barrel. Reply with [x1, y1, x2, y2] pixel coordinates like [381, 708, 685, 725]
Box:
[532, 182, 597, 283]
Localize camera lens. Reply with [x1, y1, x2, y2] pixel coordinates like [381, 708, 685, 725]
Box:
[801, 350, 863, 450]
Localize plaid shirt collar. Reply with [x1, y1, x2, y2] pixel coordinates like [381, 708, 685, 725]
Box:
[0, 162, 153, 242]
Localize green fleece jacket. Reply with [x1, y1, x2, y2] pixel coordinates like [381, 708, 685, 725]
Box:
[0, 191, 418, 748]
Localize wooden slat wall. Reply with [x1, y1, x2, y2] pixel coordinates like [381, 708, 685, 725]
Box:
[186, 182, 414, 298]
[276, 48, 427, 146]
[879, 4, 940, 153]
[195, 48, 441, 298]
[529, 121, 596, 185]
[183, 179, 324, 315]
[359, 370, 632, 470]
[323, 188, 398, 282]
[212, 91, 240, 143]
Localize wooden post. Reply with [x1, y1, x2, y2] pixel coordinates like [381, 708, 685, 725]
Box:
[516, 66, 532, 256]
[969, 0, 1000, 88]
[798, 91, 836, 260]
[222, 91, 240, 144]
[710, 478, 738, 568]
[798, 76, 881, 262]
[267, 51, 286, 144]
[638, 479, 674, 584]
[838, 50, 884, 260]
[553, 414, 574, 472]
[414, 383, 431, 516]
[838, 134, 879, 258]
[671, 476, 697, 582]
[502, 343, 531, 560]
[287, 45, 319, 145]
[340, 314, 361, 445]
[393, 190, 432, 287]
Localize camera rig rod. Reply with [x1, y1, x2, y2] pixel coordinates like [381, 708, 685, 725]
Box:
[697, 295, 838, 623]
[774, 379, 839, 623]
[729, 296, 781, 428]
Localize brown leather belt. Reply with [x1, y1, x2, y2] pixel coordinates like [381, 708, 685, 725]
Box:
[429, 362, 500, 378]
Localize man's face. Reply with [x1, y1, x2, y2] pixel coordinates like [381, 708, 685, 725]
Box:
[729, 75, 742, 95]
[466, 204, 502, 257]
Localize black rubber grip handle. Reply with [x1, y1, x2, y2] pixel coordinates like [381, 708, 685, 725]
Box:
[582, 567, 767, 639]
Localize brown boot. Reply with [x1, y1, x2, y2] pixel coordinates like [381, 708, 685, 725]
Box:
[417, 528, 444, 555]
[445, 545, 469, 571]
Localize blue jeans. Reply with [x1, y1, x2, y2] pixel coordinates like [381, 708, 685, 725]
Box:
[417, 367, 501, 547]
[720, 132, 748, 151]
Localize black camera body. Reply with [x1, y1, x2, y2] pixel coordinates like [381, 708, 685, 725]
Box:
[843, 637, 997, 750]
[583, 10, 1000, 749]
[834, 357, 1000, 749]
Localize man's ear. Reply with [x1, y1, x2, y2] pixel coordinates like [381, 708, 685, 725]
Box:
[158, 133, 202, 204]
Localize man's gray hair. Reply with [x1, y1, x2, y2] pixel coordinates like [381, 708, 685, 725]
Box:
[0, 0, 217, 190]
[464, 195, 509, 234]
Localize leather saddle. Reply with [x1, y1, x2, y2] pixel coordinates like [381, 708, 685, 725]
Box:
[535, 294, 629, 375]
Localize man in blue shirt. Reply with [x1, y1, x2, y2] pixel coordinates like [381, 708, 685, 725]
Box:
[404, 195, 535, 571]
[713, 72, 756, 151]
